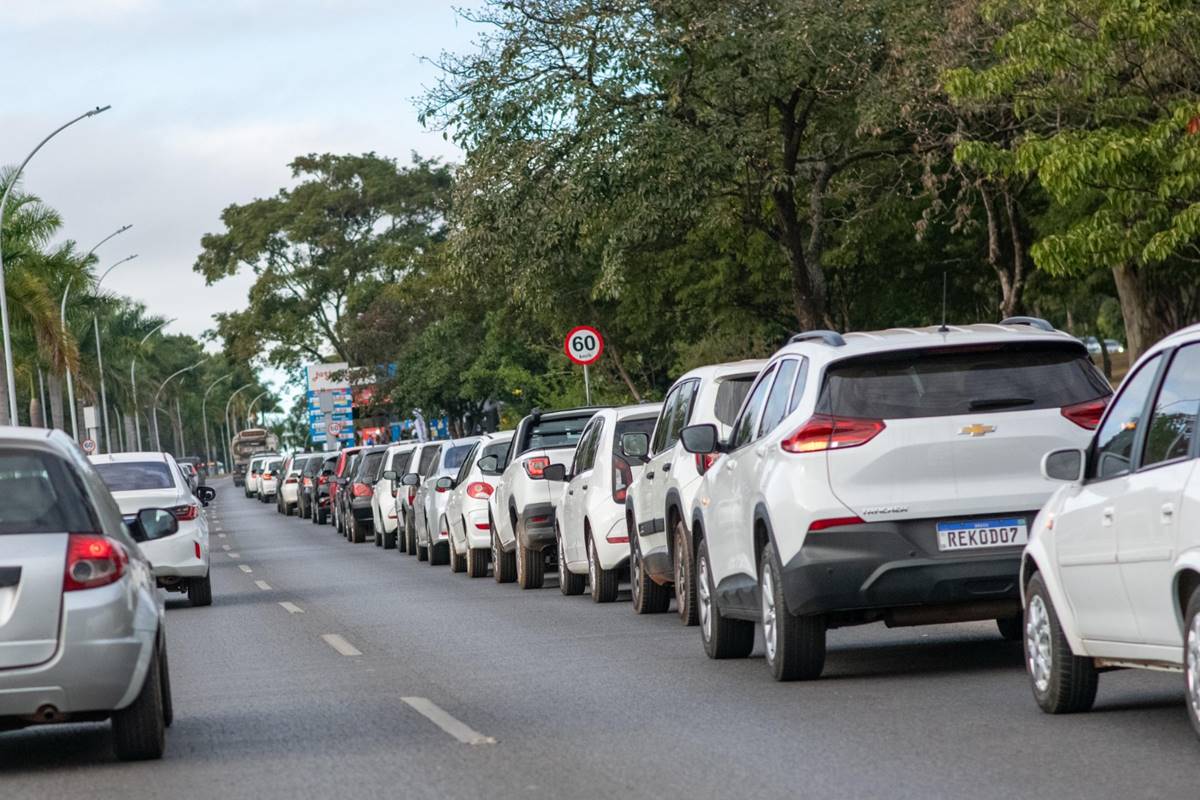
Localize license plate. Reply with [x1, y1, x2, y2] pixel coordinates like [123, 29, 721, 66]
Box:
[936, 517, 1027, 552]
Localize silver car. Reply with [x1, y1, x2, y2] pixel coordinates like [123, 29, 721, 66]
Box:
[0, 427, 174, 760]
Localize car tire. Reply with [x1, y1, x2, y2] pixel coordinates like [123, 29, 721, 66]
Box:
[997, 614, 1023, 641]
[517, 542, 544, 589]
[429, 540, 449, 566]
[111, 644, 166, 761]
[631, 535, 669, 614]
[450, 540, 466, 573]
[588, 534, 618, 603]
[698, 536, 753, 660]
[159, 638, 174, 728]
[285, 502, 293, 517]
[467, 547, 489, 578]
[492, 527, 516, 584]
[417, 540, 429, 561]
[557, 527, 585, 596]
[761, 542, 825, 681]
[351, 519, 369, 544]
[673, 520, 699, 626]
[374, 524, 383, 547]
[1184, 587, 1200, 739]
[1025, 572, 1098, 714]
[382, 526, 397, 550]
[187, 574, 213, 607]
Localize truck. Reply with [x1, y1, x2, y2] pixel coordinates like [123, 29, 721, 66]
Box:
[230, 428, 279, 486]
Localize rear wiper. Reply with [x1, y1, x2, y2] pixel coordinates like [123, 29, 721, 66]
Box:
[968, 397, 1035, 410]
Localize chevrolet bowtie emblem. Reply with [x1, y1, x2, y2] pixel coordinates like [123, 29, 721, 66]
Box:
[959, 424, 996, 437]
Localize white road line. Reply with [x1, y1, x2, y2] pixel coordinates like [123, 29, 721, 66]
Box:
[239, 565, 253, 574]
[228, 552, 240, 559]
[321, 633, 362, 656]
[221, 544, 231, 551]
[218, 533, 227, 538]
[401, 697, 496, 746]
[279, 601, 304, 614]
[254, 580, 272, 591]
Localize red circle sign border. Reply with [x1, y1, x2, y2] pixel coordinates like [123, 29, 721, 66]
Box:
[564, 325, 604, 366]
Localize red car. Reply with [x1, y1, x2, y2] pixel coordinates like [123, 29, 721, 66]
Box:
[329, 446, 363, 533]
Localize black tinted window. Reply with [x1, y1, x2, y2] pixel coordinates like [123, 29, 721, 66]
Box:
[0, 451, 97, 534]
[521, 414, 594, 453]
[418, 445, 442, 476]
[1093, 354, 1162, 480]
[713, 376, 755, 427]
[480, 439, 511, 472]
[759, 359, 799, 436]
[1142, 346, 1200, 468]
[302, 456, 323, 476]
[94, 461, 174, 491]
[650, 386, 681, 455]
[615, 416, 656, 453]
[820, 343, 1111, 420]
[444, 444, 475, 470]
[358, 451, 385, 480]
[730, 364, 777, 449]
[389, 450, 414, 474]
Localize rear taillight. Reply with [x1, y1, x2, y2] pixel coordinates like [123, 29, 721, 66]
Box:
[807, 516, 865, 534]
[612, 456, 633, 504]
[171, 504, 199, 521]
[63, 534, 128, 592]
[475, 522, 491, 530]
[352, 483, 373, 497]
[318, 475, 328, 486]
[285, 476, 298, 484]
[407, 487, 416, 503]
[194, 541, 202, 559]
[781, 415, 885, 453]
[262, 472, 273, 480]
[524, 456, 550, 478]
[694, 452, 718, 476]
[1061, 397, 1109, 430]
[467, 482, 493, 500]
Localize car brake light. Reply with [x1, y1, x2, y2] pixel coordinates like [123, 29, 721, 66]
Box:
[612, 456, 633, 504]
[1061, 397, 1109, 430]
[171, 504, 199, 521]
[467, 482, 493, 500]
[475, 522, 491, 530]
[407, 487, 416, 503]
[807, 516, 865, 533]
[63, 534, 128, 591]
[529, 515, 550, 524]
[194, 541, 202, 559]
[262, 472, 273, 480]
[285, 476, 298, 484]
[352, 483, 373, 497]
[781, 415, 885, 453]
[524, 456, 551, 478]
[318, 475, 328, 486]
[694, 452, 718, 476]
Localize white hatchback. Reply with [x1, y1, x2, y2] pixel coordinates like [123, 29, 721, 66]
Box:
[90, 452, 216, 606]
[441, 431, 514, 576]
[683, 320, 1110, 680]
[1022, 323, 1200, 735]
[546, 405, 660, 602]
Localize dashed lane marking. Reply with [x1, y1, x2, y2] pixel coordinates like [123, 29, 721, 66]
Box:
[255, 580, 272, 591]
[239, 565, 253, 573]
[228, 552, 240, 559]
[280, 601, 304, 614]
[401, 697, 497, 746]
[321, 633, 361, 656]
[222, 544, 231, 551]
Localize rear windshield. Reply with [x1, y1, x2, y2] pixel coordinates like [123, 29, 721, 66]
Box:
[614, 416, 656, 452]
[481, 439, 512, 469]
[713, 377, 755, 426]
[444, 444, 475, 470]
[520, 414, 593, 453]
[94, 461, 174, 491]
[302, 456, 323, 475]
[818, 343, 1112, 420]
[358, 451, 385, 480]
[388, 450, 414, 474]
[264, 459, 283, 472]
[0, 451, 97, 534]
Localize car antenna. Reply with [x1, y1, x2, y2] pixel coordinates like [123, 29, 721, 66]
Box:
[937, 271, 949, 333]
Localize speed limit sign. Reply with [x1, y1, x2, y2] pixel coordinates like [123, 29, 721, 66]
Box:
[564, 326, 604, 366]
[81, 438, 96, 454]
[327, 421, 342, 436]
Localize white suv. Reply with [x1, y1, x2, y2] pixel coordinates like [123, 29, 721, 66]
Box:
[491, 407, 599, 588]
[412, 436, 482, 565]
[682, 320, 1111, 681]
[546, 404, 660, 602]
[626, 360, 764, 621]
[1021, 323, 1200, 735]
[373, 443, 417, 550]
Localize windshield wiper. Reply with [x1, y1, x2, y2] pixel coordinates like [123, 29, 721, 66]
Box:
[968, 397, 1035, 411]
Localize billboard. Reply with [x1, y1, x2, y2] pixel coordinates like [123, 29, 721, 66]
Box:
[305, 362, 355, 448]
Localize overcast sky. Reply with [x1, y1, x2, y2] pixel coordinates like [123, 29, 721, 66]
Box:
[1, 0, 481, 400]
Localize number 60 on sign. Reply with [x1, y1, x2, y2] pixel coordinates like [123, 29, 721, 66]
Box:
[564, 325, 603, 365]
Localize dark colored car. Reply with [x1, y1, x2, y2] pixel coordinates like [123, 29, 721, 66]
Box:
[331, 447, 364, 535]
[345, 445, 388, 544]
[311, 455, 337, 525]
[298, 454, 325, 519]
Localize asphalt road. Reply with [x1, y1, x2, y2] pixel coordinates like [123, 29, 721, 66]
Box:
[4, 478, 1199, 798]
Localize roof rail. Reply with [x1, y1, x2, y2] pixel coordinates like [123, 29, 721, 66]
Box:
[999, 316, 1055, 333]
[788, 330, 846, 347]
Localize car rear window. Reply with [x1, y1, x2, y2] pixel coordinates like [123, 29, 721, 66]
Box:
[713, 377, 755, 426]
[358, 451, 385, 480]
[614, 416, 656, 452]
[481, 439, 512, 469]
[94, 461, 174, 491]
[818, 342, 1112, 420]
[521, 414, 593, 453]
[418, 445, 442, 476]
[0, 451, 98, 534]
[444, 444, 475, 470]
[388, 450, 414, 474]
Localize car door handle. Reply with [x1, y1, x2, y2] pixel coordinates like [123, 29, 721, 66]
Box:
[755, 445, 767, 458]
[725, 459, 737, 471]
[646, 472, 655, 480]
[1162, 503, 1176, 522]
[1102, 507, 1114, 526]
[661, 464, 671, 472]
[582, 484, 588, 491]
[568, 490, 574, 495]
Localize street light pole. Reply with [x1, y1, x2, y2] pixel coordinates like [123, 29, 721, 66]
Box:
[58, 225, 132, 442]
[224, 382, 256, 443]
[129, 318, 172, 450]
[0, 104, 111, 425]
[246, 390, 268, 429]
[152, 359, 203, 452]
[202, 373, 232, 469]
[92, 254, 137, 453]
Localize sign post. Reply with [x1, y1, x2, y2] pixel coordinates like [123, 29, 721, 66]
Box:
[564, 326, 604, 405]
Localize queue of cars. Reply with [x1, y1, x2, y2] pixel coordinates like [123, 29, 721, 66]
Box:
[0, 432, 218, 760]
[250, 317, 1200, 738]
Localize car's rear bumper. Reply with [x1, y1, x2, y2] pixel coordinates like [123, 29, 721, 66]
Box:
[465, 509, 491, 549]
[350, 498, 375, 522]
[141, 527, 209, 580]
[516, 502, 556, 551]
[777, 517, 1031, 618]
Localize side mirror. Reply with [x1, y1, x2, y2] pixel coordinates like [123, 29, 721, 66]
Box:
[435, 476, 454, 491]
[542, 463, 567, 482]
[321, 468, 334, 476]
[680, 424, 720, 455]
[620, 432, 650, 461]
[382, 470, 398, 481]
[197, 486, 217, 505]
[477, 454, 499, 474]
[401, 472, 421, 487]
[131, 508, 179, 542]
[1042, 448, 1085, 482]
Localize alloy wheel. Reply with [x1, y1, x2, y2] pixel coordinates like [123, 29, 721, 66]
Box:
[557, 530, 568, 585]
[630, 541, 642, 605]
[1026, 594, 1052, 693]
[1187, 612, 1200, 721]
[761, 561, 777, 664]
[697, 551, 712, 641]
[588, 538, 597, 587]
